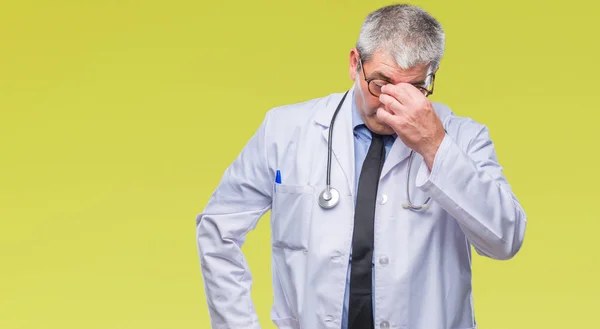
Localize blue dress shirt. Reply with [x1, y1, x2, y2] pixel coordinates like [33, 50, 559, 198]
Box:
[341, 92, 396, 329]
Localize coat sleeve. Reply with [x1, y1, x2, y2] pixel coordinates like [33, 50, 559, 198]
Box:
[415, 120, 527, 260]
[195, 110, 275, 329]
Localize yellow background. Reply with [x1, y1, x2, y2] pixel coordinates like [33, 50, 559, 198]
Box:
[1, 0, 598, 328]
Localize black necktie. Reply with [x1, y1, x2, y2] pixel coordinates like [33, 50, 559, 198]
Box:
[348, 132, 385, 329]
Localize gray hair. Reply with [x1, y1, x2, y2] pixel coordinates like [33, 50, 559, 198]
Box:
[356, 4, 445, 73]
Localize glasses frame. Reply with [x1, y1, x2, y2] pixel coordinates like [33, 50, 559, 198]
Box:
[358, 57, 436, 98]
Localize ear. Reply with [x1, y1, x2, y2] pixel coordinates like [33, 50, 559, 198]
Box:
[349, 48, 360, 81]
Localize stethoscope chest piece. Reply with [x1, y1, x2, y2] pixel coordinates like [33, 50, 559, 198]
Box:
[318, 187, 340, 209]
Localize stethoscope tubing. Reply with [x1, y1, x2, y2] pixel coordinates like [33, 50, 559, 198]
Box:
[320, 90, 430, 211]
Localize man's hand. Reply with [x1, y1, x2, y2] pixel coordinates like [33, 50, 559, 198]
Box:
[376, 83, 446, 170]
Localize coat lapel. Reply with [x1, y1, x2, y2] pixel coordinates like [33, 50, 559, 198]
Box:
[380, 135, 413, 179]
[314, 87, 355, 197]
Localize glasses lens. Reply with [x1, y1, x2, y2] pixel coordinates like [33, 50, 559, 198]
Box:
[368, 80, 387, 96]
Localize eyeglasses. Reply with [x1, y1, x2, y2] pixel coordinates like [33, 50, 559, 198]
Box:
[358, 57, 435, 97]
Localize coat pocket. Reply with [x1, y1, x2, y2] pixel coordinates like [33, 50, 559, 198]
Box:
[272, 317, 300, 329]
[271, 183, 314, 250]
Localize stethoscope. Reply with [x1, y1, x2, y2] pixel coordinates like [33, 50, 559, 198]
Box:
[317, 91, 432, 211]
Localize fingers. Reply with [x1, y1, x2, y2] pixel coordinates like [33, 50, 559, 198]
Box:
[379, 93, 407, 116]
[381, 83, 419, 104]
[376, 107, 395, 125]
[379, 83, 421, 116]
[380, 82, 432, 120]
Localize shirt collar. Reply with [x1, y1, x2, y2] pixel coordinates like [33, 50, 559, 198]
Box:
[351, 90, 365, 131]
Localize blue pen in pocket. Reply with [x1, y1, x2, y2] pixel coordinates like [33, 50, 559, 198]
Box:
[274, 170, 281, 192]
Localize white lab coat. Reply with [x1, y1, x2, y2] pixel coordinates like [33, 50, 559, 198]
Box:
[195, 85, 527, 329]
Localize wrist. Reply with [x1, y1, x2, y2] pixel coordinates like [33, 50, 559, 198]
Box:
[422, 132, 445, 170]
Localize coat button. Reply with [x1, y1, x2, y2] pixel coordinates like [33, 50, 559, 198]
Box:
[331, 251, 342, 262]
[379, 194, 388, 204]
[380, 320, 390, 329]
[379, 255, 389, 266]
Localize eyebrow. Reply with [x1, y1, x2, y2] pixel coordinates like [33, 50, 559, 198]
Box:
[371, 71, 393, 82]
[410, 80, 426, 86]
[371, 71, 426, 86]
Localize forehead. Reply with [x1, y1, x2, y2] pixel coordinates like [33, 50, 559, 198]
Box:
[363, 50, 430, 83]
